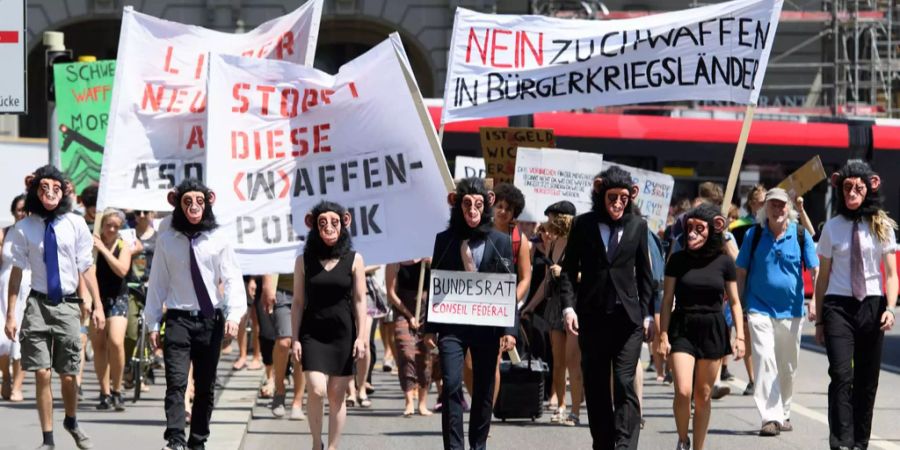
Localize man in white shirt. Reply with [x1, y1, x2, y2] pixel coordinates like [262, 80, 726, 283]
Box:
[145, 179, 246, 450]
[4, 165, 105, 450]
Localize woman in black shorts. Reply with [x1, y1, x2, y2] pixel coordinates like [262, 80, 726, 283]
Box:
[91, 209, 134, 412]
[657, 204, 746, 450]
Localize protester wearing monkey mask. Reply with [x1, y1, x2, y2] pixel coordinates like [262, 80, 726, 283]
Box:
[423, 177, 517, 450]
[657, 203, 746, 450]
[144, 179, 247, 450]
[290, 200, 368, 450]
[4, 165, 104, 450]
[558, 166, 653, 449]
[814, 160, 898, 450]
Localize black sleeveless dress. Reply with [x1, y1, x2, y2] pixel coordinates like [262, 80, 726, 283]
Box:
[299, 251, 356, 376]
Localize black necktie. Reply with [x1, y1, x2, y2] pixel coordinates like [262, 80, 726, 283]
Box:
[607, 225, 620, 259]
[186, 233, 215, 318]
[851, 220, 866, 301]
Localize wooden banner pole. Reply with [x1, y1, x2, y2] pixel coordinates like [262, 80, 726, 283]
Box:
[722, 104, 757, 216]
[413, 260, 428, 326]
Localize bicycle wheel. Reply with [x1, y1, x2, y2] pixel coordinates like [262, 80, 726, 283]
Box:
[132, 318, 148, 402]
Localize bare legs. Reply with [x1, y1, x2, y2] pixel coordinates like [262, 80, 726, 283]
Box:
[306, 371, 351, 450]
[348, 316, 373, 406]
[274, 337, 305, 410]
[91, 316, 127, 396]
[671, 352, 721, 450]
[564, 331, 583, 417]
[549, 330, 568, 416]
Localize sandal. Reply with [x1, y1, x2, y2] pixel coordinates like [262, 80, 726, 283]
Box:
[402, 410, 414, 418]
[358, 396, 372, 408]
[9, 390, 23, 402]
[232, 358, 247, 371]
[259, 379, 274, 399]
[345, 395, 357, 407]
[562, 413, 580, 427]
[247, 359, 264, 371]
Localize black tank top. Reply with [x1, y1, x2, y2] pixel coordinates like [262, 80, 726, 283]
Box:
[97, 240, 129, 300]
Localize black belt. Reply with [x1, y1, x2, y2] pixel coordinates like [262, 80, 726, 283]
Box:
[30, 290, 82, 304]
[167, 309, 223, 319]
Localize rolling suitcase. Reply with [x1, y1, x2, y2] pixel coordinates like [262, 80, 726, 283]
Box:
[493, 325, 549, 422]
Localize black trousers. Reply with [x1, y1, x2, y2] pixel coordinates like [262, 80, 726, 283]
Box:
[437, 326, 501, 450]
[823, 295, 886, 450]
[579, 306, 643, 450]
[163, 310, 224, 446]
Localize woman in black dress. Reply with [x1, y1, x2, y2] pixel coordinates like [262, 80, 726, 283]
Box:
[291, 201, 368, 450]
[657, 204, 746, 450]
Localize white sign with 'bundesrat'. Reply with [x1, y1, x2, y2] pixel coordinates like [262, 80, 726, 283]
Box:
[0, 0, 25, 113]
[428, 269, 517, 327]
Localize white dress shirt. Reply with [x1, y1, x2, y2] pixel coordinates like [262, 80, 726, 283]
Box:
[598, 223, 624, 251]
[817, 215, 898, 297]
[9, 213, 92, 295]
[143, 227, 247, 331]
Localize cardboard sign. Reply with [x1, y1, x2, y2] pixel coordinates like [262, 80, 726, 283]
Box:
[776, 155, 826, 200]
[54, 60, 116, 193]
[205, 35, 452, 274]
[454, 155, 486, 179]
[97, 1, 322, 211]
[513, 147, 603, 222]
[0, 0, 25, 113]
[480, 127, 554, 185]
[428, 269, 517, 327]
[442, 0, 783, 122]
[611, 163, 675, 235]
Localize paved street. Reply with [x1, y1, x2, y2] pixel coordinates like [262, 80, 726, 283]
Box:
[2, 326, 900, 449]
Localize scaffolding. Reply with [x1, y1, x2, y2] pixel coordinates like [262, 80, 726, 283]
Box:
[536, 0, 899, 118]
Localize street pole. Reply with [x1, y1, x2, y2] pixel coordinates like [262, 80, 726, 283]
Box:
[43, 31, 71, 169]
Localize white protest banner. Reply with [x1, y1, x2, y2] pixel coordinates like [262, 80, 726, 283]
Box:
[442, 0, 782, 123]
[428, 269, 517, 327]
[454, 155, 486, 179]
[513, 147, 603, 222]
[610, 163, 675, 235]
[205, 34, 452, 274]
[97, 0, 323, 211]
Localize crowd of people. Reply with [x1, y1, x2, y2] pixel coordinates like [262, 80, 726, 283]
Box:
[0, 159, 896, 450]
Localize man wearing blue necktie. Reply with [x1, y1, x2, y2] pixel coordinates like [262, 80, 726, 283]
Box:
[4, 165, 105, 450]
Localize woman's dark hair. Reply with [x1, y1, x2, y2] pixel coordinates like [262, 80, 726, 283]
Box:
[493, 183, 526, 218]
[304, 200, 353, 259]
[9, 193, 25, 215]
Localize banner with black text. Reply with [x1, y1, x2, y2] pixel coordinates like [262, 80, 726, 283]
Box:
[97, 0, 322, 211]
[206, 35, 452, 274]
[442, 0, 782, 123]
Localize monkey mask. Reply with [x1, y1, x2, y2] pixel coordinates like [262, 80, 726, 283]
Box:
[304, 201, 353, 259]
[592, 166, 639, 226]
[831, 160, 883, 221]
[684, 203, 727, 258]
[447, 177, 495, 240]
[168, 178, 218, 234]
[24, 165, 74, 220]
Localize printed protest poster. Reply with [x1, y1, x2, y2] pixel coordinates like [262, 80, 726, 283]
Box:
[97, 0, 322, 211]
[480, 127, 554, 185]
[428, 270, 517, 327]
[53, 60, 116, 193]
[611, 163, 675, 234]
[205, 34, 452, 273]
[442, 0, 783, 122]
[454, 155, 486, 179]
[513, 147, 603, 222]
[777, 155, 826, 200]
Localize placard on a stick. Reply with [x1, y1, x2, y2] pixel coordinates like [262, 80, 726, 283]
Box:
[776, 156, 827, 200]
[479, 127, 555, 185]
[428, 269, 517, 327]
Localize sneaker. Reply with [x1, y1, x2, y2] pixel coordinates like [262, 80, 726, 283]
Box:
[96, 395, 112, 411]
[710, 385, 731, 400]
[271, 394, 286, 418]
[675, 437, 691, 450]
[720, 366, 735, 381]
[35, 445, 55, 450]
[382, 357, 394, 373]
[780, 419, 793, 432]
[743, 382, 755, 396]
[663, 372, 673, 385]
[162, 442, 186, 450]
[111, 392, 126, 412]
[77, 385, 84, 401]
[64, 425, 93, 449]
[759, 421, 781, 436]
[290, 405, 306, 421]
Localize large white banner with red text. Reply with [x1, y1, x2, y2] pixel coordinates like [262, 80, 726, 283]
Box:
[97, 1, 322, 211]
[206, 35, 452, 274]
[442, 0, 782, 123]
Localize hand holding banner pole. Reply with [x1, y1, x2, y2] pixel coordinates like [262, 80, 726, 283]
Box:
[721, 104, 757, 216]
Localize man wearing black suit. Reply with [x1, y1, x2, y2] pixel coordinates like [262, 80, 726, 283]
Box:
[424, 178, 517, 450]
[560, 166, 654, 449]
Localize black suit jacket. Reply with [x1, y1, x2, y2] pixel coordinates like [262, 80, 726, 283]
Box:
[559, 212, 653, 326]
[423, 228, 518, 338]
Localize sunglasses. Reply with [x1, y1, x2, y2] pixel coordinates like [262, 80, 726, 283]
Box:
[606, 193, 630, 204]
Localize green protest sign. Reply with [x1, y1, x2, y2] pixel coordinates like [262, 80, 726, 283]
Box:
[53, 60, 116, 193]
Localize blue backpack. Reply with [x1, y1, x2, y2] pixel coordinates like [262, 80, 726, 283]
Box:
[647, 229, 666, 295]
